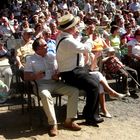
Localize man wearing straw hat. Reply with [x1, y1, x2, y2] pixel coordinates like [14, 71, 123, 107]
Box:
[56, 14, 104, 125]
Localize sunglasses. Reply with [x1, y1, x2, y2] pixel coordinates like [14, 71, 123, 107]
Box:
[43, 44, 47, 47]
[38, 44, 47, 50]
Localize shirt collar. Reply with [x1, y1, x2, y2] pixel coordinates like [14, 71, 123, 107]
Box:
[61, 31, 73, 38]
[34, 53, 46, 59]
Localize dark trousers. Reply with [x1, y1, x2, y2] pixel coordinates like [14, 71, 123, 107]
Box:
[118, 66, 138, 92]
[60, 67, 100, 121]
[129, 59, 140, 83]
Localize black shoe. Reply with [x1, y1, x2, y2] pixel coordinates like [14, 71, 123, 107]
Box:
[85, 117, 104, 125]
[92, 117, 104, 123]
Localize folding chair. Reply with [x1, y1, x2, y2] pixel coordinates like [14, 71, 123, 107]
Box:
[24, 79, 63, 127]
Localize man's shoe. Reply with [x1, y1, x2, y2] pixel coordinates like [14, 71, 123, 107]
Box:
[64, 121, 81, 131]
[92, 117, 104, 123]
[49, 125, 58, 137]
[86, 117, 104, 125]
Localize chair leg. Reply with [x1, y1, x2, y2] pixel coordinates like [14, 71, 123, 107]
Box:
[55, 96, 58, 106]
[27, 91, 32, 129]
[59, 95, 61, 107]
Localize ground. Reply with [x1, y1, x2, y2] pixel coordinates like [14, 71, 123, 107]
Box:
[0, 87, 140, 140]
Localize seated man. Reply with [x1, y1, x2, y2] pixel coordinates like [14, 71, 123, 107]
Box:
[0, 41, 12, 88]
[24, 37, 81, 137]
[15, 28, 35, 68]
[12, 28, 35, 79]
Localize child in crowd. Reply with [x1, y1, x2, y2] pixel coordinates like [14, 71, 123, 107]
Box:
[102, 47, 138, 96]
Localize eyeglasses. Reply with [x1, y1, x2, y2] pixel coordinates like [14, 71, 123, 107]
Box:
[41, 44, 47, 48]
[38, 44, 47, 50]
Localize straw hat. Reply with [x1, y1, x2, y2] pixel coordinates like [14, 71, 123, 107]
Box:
[23, 28, 35, 33]
[107, 47, 115, 52]
[57, 14, 80, 30]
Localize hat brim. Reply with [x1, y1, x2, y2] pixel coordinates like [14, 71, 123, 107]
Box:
[108, 49, 115, 53]
[57, 17, 80, 31]
[106, 47, 115, 53]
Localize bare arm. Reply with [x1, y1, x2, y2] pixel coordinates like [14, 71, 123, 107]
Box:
[16, 55, 24, 68]
[102, 38, 110, 48]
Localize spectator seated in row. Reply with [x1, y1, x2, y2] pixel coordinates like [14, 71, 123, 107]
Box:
[0, 41, 12, 88]
[24, 37, 81, 136]
[127, 28, 140, 84]
[102, 47, 138, 96]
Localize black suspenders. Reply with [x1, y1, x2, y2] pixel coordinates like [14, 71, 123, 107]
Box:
[56, 37, 79, 67]
[56, 37, 68, 52]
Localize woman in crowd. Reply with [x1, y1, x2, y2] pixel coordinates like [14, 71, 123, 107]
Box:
[76, 23, 125, 118]
[106, 25, 121, 59]
[91, 29, 109, 70]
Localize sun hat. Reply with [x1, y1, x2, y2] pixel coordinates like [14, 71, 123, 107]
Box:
[107, 47, 115, 52]
[57, 14, 80, 30]
[22, 28, 35, 34]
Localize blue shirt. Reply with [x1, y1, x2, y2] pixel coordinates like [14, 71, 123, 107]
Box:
[46, 39, 56, 60]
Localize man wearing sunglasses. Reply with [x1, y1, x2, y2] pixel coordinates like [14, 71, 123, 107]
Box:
[24, 37, 81, 137]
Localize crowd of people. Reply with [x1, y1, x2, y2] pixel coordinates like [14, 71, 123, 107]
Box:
[0, 0, 140, 137]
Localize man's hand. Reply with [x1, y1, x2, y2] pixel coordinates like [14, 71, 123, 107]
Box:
[52, 73, 60, 81]
[35, 71, 45, 80]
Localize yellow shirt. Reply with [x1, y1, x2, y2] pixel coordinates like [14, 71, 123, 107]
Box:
[16, 40, 34, 64]
[92, 37, 104, 52]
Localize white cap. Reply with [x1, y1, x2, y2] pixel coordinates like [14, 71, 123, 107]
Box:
[107, 47, 115, 52]
[23, 28, 35, 33]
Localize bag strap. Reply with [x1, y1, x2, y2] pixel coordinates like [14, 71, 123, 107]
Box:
[77, 53, 79, 66]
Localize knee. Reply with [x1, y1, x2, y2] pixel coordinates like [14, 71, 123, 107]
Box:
[40, 90, 52, 100]
[4, 69, 13, 77]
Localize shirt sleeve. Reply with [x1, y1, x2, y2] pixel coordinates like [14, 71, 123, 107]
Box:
[84, 38, 93, 52]
[24, 57, 33, 72]
[62, 37, 91, 53]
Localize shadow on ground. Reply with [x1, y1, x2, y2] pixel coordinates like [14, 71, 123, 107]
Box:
[0, 104, 67, 139]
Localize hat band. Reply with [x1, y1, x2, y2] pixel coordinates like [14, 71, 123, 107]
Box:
[59, 18, 75, 29]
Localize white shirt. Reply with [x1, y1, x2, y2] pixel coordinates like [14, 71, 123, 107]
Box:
[127, 39, 140, 56]
[129, 2, 140, 12]
[56, 32, 90, 72]
[84, 2, 92, 14]
[24, 53, 57, 81]
[0, 25, 14, 41]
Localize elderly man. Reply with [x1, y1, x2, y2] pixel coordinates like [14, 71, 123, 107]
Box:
[56, 14, 104, 125]
[24, 37, 81, 137]
[15, 28, 35, 68]
[42, 28, 56, 57]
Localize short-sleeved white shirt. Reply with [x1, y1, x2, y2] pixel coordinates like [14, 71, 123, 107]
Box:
[127, 39, 140, 56]
[24, 53, 57, 81]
